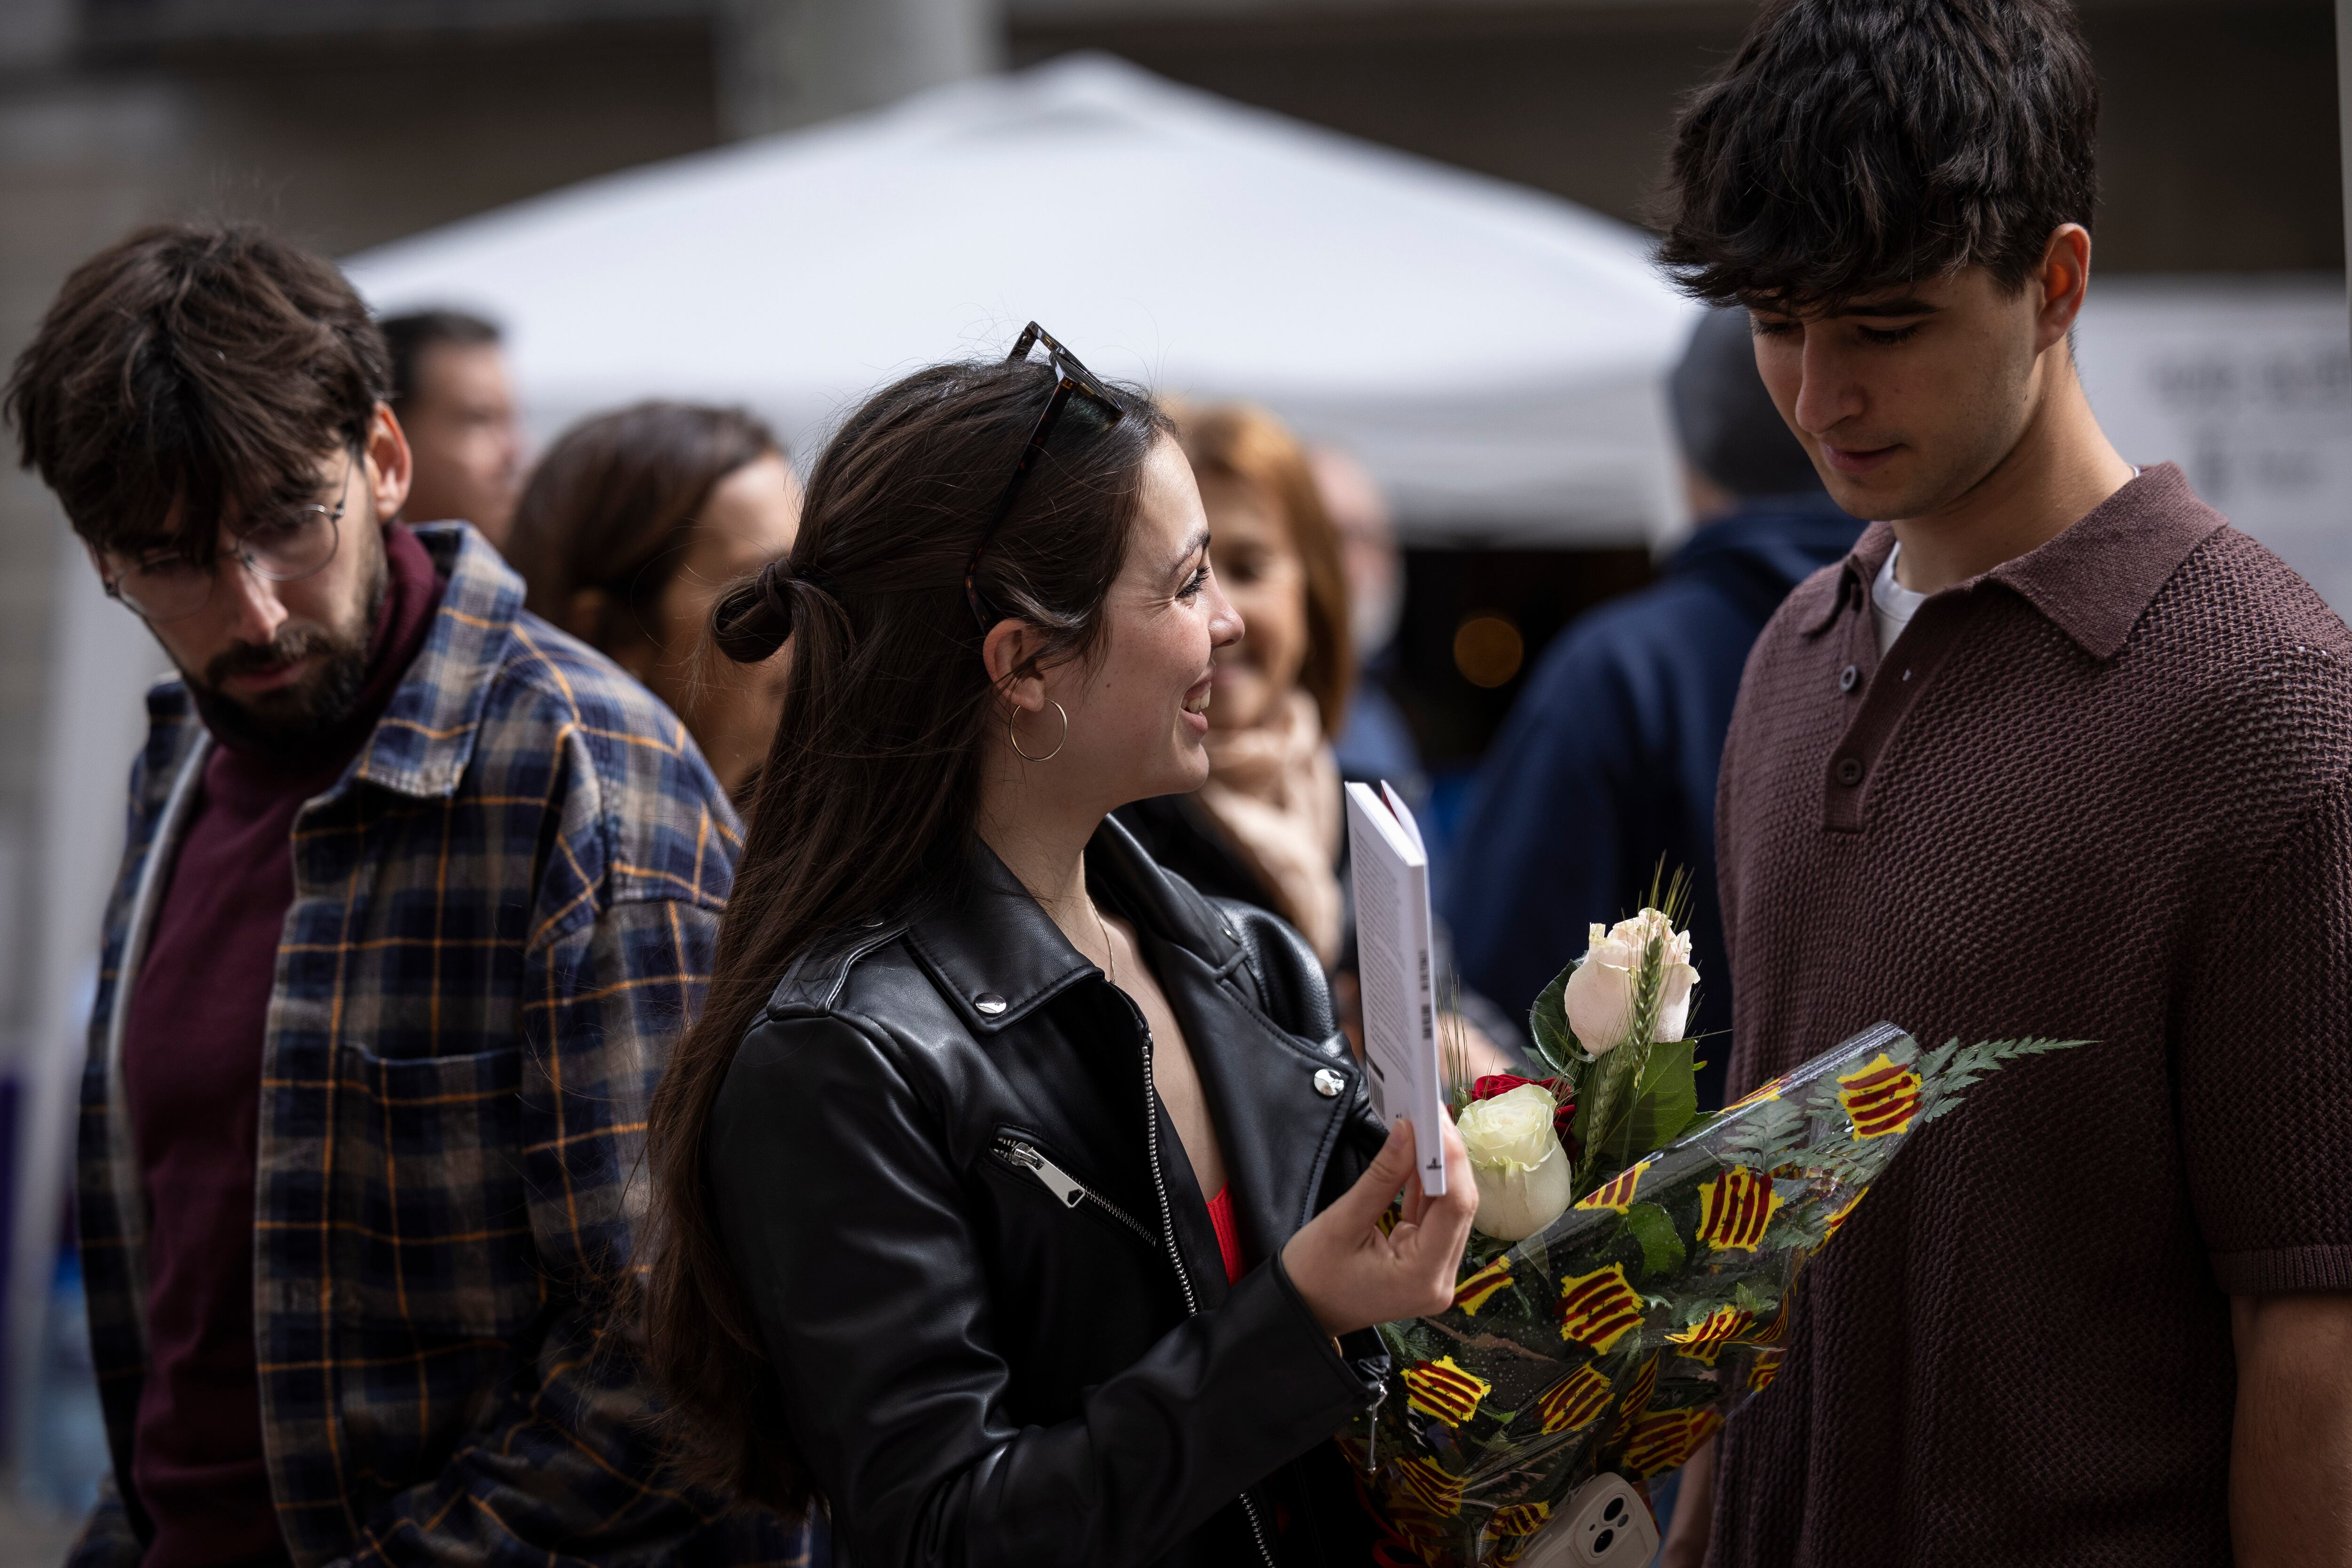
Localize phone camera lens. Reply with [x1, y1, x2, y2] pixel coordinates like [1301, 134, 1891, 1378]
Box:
[1603, 1498, 1623, 1521]
[1594, 1528, 1616, 1553]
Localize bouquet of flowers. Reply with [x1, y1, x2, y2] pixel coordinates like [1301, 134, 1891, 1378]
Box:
[1346, 876, 2082, 1566]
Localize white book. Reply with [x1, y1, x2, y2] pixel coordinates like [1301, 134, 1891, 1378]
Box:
[1344, 780, 1447, 1196]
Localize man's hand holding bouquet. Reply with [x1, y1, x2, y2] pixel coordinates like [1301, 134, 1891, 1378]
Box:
[1347, 873, 2083, 1566]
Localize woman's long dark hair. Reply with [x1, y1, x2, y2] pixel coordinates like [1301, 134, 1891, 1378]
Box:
[643, 354, 1171, 1513]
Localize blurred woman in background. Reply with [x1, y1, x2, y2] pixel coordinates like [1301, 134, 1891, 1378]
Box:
[1118, 403, 1520, 1069]
[507, 401, 802, 795]
[1117, 402, 1354, 967]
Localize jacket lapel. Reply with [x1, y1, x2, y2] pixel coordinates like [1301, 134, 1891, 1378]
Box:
[1089, 822, 1364, 1270]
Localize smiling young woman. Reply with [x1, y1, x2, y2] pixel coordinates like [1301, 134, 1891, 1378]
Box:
[641, 336, 1476, 1567]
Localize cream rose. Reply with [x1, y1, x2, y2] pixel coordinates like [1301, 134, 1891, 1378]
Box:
[1563, 909, 1699, 1053]
[1457, 1084, 1573, 1241]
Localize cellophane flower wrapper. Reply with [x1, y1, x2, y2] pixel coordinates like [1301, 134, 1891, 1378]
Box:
[1343, 1021, 2076, 1566]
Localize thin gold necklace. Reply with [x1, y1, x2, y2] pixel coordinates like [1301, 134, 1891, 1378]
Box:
[1092, 899, 1118, 990]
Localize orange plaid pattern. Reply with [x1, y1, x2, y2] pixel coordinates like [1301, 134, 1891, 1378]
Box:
[72, 529, 798, 1568]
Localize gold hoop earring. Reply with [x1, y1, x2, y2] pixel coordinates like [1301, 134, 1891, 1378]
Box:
[1008, 700, 1068, 763]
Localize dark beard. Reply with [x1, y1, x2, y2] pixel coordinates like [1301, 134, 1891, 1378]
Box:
[183, 561, 389, 761]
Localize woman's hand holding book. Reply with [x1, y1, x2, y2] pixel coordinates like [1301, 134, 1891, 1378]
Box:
[1283, 1115, 1477, 1337]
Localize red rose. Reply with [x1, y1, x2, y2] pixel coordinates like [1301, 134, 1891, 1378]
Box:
[1471, 1074, 1576, 1149]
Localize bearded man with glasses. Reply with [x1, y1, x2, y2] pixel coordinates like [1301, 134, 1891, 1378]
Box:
[6, 223, 809, 1568]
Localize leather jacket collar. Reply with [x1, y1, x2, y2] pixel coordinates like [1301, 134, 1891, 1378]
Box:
[902, 817, 1248, 1038]
[897, 819, 1369, 1262]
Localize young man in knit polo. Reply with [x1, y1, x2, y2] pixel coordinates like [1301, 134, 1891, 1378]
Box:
[1653, 2, 2352, 1564]
[7, 225, 808, 1568]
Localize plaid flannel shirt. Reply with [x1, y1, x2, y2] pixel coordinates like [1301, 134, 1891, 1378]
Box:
[69, 525, 810, 1568]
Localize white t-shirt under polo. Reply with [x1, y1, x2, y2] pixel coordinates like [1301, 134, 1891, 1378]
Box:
[1873, 543, 1928, 655]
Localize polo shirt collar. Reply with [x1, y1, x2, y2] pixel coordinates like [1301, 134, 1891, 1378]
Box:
[1803, 462, 2226, 661]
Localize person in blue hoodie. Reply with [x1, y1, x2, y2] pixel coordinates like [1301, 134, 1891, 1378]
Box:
[1444, 304, 1862, 1110]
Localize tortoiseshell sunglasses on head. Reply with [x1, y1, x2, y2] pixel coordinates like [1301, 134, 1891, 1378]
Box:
[963, 322, 1126, 632]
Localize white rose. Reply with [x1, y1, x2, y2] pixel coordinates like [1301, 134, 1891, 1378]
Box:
[1564, 910, 1700, 1052]
[1457, 1084, 1573, 1241]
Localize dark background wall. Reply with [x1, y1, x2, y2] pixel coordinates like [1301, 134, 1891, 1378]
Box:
[1013, 0, 2344, 274]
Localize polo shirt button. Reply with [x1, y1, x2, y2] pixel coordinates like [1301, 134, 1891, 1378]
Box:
[1836, 756, 1864, 787]
[1838, 664, 1859, 692]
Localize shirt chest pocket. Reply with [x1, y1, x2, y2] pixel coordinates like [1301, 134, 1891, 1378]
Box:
[331, 1043, 546, 1340]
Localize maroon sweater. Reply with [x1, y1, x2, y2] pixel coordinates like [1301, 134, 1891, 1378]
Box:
[1708, 464, 2352, 1565]
[121, 528, 440, 1568]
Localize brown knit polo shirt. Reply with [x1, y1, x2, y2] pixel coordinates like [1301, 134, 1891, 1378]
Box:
[1707, 463, 2352, 1567]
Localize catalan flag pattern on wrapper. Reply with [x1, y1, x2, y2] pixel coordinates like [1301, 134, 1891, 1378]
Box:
[1611, 1353, 1660, 1442]
[1821, 1187, 1869, 1243]
[1697, 1165, 1783, 1251]
[1836, 1053, 1924, 1138]
[1666, 1305, 1752, 1363]
[1535, 1363, 1613, 1434]
[1558, 1265, 1646, 1353]
[1342, 1021, 2063, 1568]
[1723, 1076, 1785, 1113]
[1574, 1160, 1652, 1214]
[1623, 1407, 1726, 1478]
[1393, 1456, 1465, 1518]
[1490, 1503, 1551, 1537]
[1452, 1257, 1514, 1316]
[1403, 1357, 1492, 1427]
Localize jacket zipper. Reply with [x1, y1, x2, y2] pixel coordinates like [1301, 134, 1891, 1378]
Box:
[1115, 992, 1281, 1568]
[993, 1135, 1159, 1250]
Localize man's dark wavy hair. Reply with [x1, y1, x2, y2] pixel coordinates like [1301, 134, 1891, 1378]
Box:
[6, 221, 389, 561]
[1657, 0, 2100, 312]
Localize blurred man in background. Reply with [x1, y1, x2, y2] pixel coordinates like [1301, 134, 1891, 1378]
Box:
[1311, 445, 1427, 797]
[7, 223, 803, 1568]
[1443, 304, 1859, 1108]
[382, 307, 523, 547]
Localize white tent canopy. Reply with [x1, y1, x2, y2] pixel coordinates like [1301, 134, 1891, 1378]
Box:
[348, 54, 1700, 546]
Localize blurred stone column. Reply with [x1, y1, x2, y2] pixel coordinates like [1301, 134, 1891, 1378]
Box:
[715, 0, 1004, 140]
[0, 0, 187, 1476]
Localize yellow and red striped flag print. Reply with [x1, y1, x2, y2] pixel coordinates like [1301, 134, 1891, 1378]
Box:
[1558, 1264, 1647, 1353]
[1697, 1165, 1783, 1251]
[1402, 1356, 1492, 1427]
[1452, 1256, 1514, 1316]
[1623, 1406, 1725, 1477]
[1611, 1352, 1661, 1442]
[1666, 1304, 1753, 1363]
[1534, 1363, 1613, 1434]
[1391, 1455, 1466, 1518]
[1490, 1502, 1551, 1537]
[1746, 1349, 1784, 1392]
[1574, 1159, 1652, 1213]
[1836, 1052, 1923, 1139]
[1820, 1187, 1869, 1243]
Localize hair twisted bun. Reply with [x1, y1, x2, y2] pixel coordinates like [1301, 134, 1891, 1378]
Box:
[712, 557, 825, 664]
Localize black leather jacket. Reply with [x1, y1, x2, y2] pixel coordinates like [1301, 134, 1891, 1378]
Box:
[707, 819, 1393, 1568]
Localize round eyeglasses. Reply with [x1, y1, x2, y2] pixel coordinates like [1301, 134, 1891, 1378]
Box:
[100, 453, 353, 624]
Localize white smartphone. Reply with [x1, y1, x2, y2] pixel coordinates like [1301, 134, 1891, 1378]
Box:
[1518, 1472, 1660, 1568]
